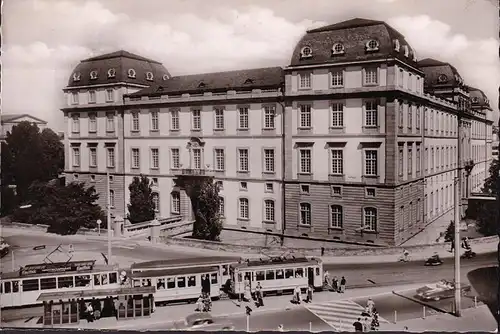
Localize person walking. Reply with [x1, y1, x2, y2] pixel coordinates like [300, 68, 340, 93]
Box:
[293, 286, 302, 304]
[339, 276, 346, 293]
[306, 284, 313, 303]
[366, 297, 375, 315]
[362, 317, 370, 332]
[332, 276, 338, 292]
[86, 303, 94, 322]
[352, 318, 363, 332]
[255, 282, 264, 307]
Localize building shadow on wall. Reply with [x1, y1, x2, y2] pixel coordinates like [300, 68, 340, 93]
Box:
[467, 266, 499, 325]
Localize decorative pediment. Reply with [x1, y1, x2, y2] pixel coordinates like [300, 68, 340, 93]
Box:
[187, 136, 205, 148]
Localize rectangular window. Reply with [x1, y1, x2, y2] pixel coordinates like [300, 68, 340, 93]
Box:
[408, 105, 413, 129]
[151, 148, 159, 169]
[398, 145, 404, 176]
[263, 105, 276, 129]
[106, 113, 115, 132]
[365, 101, 378, 127]
[171, 192, 180, 214]
[238, 107, 249, 129]
[264, 200, 275, 222]
[214, 108, 225, 130]
[89, 113, 97, 133]
[299, 203, 311, 225]
[331, 70, 343, 87]
[88, 90, 96, 103]
[264, 149, 275, 173]
[72, 147, 80, 167]
[364, 68, 378, 85]
[109, 190, 115, 208]
[238, 149, 249, 172]
[151, 111, 159, 131]
[363, 208, 377, 231]
[89, 147, 97, 167]
[398, 103, 404, 128]
[416, 106, 421, 129]
[331, 103, 343, 127]
[71, 92, 79, 104]
[171, 110, 179, 130]
[72, 114, 80, 133]
[299, 73, 311, 89]
[23, 279, 39, 292]
[299, 149, 311, 174]
[106, 89, 114, 102]
[431, 147, 435, 172]
[215, 148, 225, 171]
[330, 149, 343, 175]
[239, 198, 249, 219]
[365, 150, 378, 176]
[398, 69, 404, 87]
[132, 112, 140, 131]
[408, 147, 413, 175]
[330, 205, 343, 228]
[171, 148, 180, 169]
[425, 147, 428, 173]
[299, 104, 312, 128]
[192, 109, 201, 130]
[192, 148, 201, 169]
[416, 145, 421, 174]
[132, 148, 140, 169]
[107, 147, 115, 168]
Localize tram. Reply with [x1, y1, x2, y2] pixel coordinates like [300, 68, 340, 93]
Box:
[130, 266, 222, 305]
[0, 260, 122, 308]
[131, 256, 238, 287]
[229, 256, 323, 296]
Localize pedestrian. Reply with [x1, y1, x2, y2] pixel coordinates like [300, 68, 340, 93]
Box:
[306, 284, 313, 303]
[366, 297, 375, 315]
[371, 311, 380, 330]
[324, 270, 330, 286]
[362, 317, 370, 332]
[332, 276, 338, 292]
[255, 282, 264, 307]
[353, 318, 363, 332]
[86, 302, 94, 322]
[339, 276, 346, 293]
[292, 286, 301, 304]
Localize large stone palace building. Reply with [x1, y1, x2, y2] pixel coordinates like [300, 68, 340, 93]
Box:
[62, 18, 494, 246]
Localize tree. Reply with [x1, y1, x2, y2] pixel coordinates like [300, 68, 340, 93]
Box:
[127, 175, 155, 224]
[1, 121, 64, 211]
[11, 181, 106, 235]
[188, 179, 223, 241]
[444, 220, 455, 242]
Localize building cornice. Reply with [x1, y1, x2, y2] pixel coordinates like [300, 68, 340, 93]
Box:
[63, 82, 149, 91]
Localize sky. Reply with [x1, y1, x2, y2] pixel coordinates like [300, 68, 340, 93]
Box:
[2, 0, 499, 130]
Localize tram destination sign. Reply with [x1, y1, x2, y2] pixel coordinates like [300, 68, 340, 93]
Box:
[21, 260, 96, 275]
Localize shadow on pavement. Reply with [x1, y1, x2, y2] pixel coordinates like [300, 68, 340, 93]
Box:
[467, 266, 499, 324]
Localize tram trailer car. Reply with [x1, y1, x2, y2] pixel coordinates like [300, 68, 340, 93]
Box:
[0, 260, 122, 308]
[230, 257, 323, 296]
[131, 256, 239, 286]
[130, 266, 222, 306]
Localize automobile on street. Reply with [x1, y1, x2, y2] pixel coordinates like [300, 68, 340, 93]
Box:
[171, 312, 235, 331]
[415, 280, 471, 301]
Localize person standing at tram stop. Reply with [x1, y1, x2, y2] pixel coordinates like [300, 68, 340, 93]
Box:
[255, 282, 264, 307]
[292, 286, 302, 304]
[332, 276, 338, 292]
[305, 284, 313, 303]
[339, 276, 346, 293]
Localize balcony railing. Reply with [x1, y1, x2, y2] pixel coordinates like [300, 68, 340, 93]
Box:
[171, 168, 215, 177]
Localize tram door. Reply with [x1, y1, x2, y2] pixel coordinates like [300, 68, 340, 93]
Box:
[307, 267, 314, 287]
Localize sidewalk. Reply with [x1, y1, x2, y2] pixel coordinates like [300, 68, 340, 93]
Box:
[380, 305, 498, 332]
[4, 283, 425, 329]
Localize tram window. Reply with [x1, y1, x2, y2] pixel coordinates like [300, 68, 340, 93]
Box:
[265, 270, 275, 280]
[40, 278, 57, 290]
[4, 282, 11, 293]
[12, 281, 19, 293]
[142, 279, 151, 287]
[167, 277, 175, 289]
[285, 269, 294, 279]
[295, 268, 304, 278]
[276, 269, 284, 279]
[133, 279, 141, 288]
[58, 276, 74, 289]
[157, 278, 166, 290]
[109, 272, 118, 284]
[94, 274, 101, 286]
[75, 275, 91, 287]
[23, 279, 40, 292]
[315, 268, 320, 276]
[255, 271, 265, 281]
[177, 277, 186, 288]
[188, 276, 196, 287]
[101, 274, 108, 285]
[237, 273, 242, 282]
[211, 273, 218, 284]
[222, 265, 229, 276]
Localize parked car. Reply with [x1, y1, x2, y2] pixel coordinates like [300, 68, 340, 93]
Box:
[173, 313, 235, 331]
[415, 279, 471, 301]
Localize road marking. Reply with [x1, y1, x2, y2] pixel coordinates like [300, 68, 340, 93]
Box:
[306, 299, 390, 332]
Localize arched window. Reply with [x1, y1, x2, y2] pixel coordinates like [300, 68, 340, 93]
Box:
[366, 40, 380, 51]
[264, 200, 275, 222]
[107, 68, 116, 78]
[300, 46, 313, 58]
[299, 203, 311, 225]
[330, 205, 343, 228]
[146, 72, 154, 81]
[73, 72, 81, 81]
[128, 69, 136, 79]
[332, 43, 344, 55]
[90, 70, 98, 80]
[152, 192, 159, 213]
[171, 192, 180, 215]
[239, 198, 249, 219]
[162, 74, 170, 81]
[393, 39, 400, 52]
[109, 190, 115, 208]
[363, 207, 377, 231]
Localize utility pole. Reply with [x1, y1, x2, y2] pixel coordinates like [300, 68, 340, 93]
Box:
[106, 171, 112, 265]
[454, 116, 463, 317]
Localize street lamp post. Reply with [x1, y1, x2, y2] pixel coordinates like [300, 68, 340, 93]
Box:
[453, 116, 464, 317]
[106, 171, 112, 265]
[96, 219, 102, 236]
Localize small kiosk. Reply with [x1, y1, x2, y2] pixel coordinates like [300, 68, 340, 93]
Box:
[37, 286, 155, 327]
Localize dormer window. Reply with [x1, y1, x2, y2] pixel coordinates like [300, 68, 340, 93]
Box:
[366, 40, 380, 52]
[472, 97, 479, 103]
[162, 74, 169, 81]
[107, 68, 116, 78]
[198, 82, 206, 88]
[332, 43, 345, 55]
[90, 71, 98, 80]
[128, 69, 136, 78]
[403, 45, 409, 57]
[244, 78, 254, 85]
[300, 46, 313, 58]
[393, 39, 400, 52]
[146, 72, 154, 81]
[438, 74, 448, 83]
[73, 72, 81, 82]
[412, 49, 418, 62]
